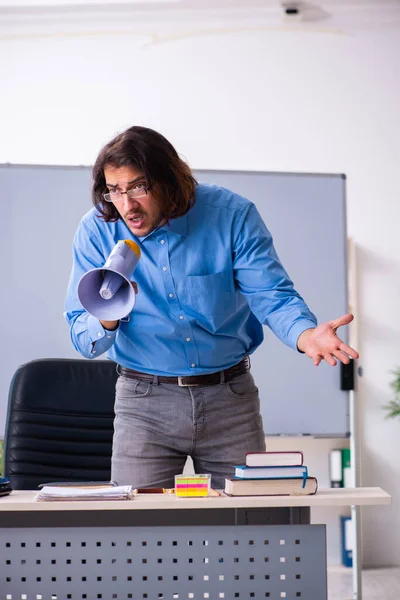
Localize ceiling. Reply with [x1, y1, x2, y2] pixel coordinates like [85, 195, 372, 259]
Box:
[0, 0, 397, 6]
[0, 1, 399, 37]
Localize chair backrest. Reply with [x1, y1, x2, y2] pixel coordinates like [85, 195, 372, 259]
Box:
[3, 358, 117, 490]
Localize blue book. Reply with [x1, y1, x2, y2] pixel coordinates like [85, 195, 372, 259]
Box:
[234, 465, 308, 481]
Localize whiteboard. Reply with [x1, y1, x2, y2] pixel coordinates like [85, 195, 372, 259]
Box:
[1, 165, 349, 437]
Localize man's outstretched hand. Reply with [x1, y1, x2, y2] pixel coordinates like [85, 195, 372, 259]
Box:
[297, 313, 359, 366]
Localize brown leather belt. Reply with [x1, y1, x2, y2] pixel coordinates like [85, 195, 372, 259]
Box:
[117, 357, 250, 387]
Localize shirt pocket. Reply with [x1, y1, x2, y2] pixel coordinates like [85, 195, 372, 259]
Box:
[185, 269, 235, 318]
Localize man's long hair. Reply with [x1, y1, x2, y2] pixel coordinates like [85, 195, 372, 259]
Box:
[92, 126, 197, 222]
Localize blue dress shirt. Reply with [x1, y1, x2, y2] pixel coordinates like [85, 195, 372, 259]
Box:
[64, 183, 317, 376]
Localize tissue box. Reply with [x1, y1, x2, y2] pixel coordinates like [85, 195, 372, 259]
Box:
[174, 474, 211, 497]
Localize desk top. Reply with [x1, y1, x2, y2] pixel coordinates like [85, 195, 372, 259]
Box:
[0, 487, 391, 512]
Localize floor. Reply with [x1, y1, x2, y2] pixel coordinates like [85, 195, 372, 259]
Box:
[328, 566, 400, 599]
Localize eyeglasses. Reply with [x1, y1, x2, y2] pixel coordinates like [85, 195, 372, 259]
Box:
[103, 184, 149, 203]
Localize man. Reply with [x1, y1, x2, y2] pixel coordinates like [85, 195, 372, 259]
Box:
[65, 125, 359, 489]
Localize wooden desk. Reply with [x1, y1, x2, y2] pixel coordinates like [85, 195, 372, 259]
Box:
[0, 488, 390, 600]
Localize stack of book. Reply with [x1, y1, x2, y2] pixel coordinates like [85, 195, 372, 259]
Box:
[224, 451, 318, 496]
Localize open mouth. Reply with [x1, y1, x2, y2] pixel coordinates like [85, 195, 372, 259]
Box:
[127, 214, 145, 228]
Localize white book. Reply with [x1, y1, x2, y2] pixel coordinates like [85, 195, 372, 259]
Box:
[224, 477, 318, 497]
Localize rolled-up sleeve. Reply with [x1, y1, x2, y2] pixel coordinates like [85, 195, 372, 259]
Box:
[64, 220, 118, 358]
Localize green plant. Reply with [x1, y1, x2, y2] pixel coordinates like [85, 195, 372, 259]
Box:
[383, 368, 400, 419]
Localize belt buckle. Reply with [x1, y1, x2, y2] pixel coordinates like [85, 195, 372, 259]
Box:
[178, 376, 199, 387]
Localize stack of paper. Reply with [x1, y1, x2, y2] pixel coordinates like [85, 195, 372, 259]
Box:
[35, 485, 133, 501]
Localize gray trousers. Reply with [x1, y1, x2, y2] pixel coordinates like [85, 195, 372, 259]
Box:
[111, 371, 266, 490]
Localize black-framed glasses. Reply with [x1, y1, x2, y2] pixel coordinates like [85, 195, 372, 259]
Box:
[103, 184, 149, 203]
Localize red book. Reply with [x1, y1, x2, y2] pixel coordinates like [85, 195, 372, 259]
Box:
[245, 451, 304, 468]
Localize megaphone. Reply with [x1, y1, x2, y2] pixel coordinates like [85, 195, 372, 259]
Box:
[77, 239, 141, 321]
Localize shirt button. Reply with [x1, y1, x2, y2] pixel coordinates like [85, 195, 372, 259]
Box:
[169, 293, 174, 298]
[179, 315, 184, 320]
[92, 350, 97, 354]
[160, 239, 165, 245]
[186, 337, 191, 342]
[97, 332, 102, 337]
[191, 363, 196, 368]
[162, 266, 168, 271]
[107, 335, 112, 339]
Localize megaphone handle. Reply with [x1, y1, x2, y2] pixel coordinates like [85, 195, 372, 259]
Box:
[99, 271, 124, 300]
[100, 318, 120, 331]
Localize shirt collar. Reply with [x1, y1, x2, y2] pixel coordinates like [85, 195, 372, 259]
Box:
[131, 212, 188, 243]
[163, 213, 188, 237]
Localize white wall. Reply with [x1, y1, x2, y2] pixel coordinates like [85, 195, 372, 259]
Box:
[1, 13, 399, 567]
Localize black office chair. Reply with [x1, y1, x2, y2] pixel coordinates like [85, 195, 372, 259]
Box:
[3, 358, 117, 490]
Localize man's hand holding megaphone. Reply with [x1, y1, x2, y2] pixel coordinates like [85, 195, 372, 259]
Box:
[100, 281, 138, 331]
[77, 240, 141, 327]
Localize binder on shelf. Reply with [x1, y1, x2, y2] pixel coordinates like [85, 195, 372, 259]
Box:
[341, 448, 352, 488]
[340, 515, 353, 567]
[329, 449, 343, 488]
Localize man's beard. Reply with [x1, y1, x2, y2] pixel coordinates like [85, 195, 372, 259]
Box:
[124, 211, 165, 234]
